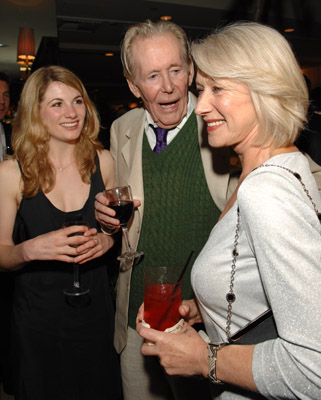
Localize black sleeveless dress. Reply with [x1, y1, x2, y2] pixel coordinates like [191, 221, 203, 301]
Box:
[11, 157, 122, 400]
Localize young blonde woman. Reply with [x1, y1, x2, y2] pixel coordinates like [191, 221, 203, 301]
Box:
[0, 66, 121, 400]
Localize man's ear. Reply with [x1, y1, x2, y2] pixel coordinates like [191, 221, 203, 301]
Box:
[188, 60, 194, 87]
[127, 78, 141, 99]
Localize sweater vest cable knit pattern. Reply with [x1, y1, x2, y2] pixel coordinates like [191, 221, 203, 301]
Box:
[128, 113, 221, 328]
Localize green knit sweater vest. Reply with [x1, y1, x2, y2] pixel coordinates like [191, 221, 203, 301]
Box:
[128, 113, 221, 328]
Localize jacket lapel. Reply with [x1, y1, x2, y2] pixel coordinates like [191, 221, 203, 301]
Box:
[120, 113, 146, 249]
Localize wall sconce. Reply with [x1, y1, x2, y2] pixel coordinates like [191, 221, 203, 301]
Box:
[17, 27, 35, 78]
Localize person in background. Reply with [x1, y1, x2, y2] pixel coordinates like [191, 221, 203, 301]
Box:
[0, 72, 12, 160]
[296, 82, 321, 165]
[0, 71, 14, 397]
[95, 19, 238, 400]
[136, 21, 321, 400]
[0, 65, 122, 400]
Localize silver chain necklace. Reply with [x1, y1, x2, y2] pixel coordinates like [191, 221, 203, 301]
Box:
[56, 160, 75, 172]
[225, 164, 321, 341]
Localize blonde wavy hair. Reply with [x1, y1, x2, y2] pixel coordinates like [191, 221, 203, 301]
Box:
[191, 21, 309, 147]
[12, 65, 102, 198]
[121, 19, 191, 81]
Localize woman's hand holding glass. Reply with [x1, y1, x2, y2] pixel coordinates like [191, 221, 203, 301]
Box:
[136, 305, 208, 378]
[179, 299, 204, 326]
[136, 299, 203, 329]
[62, 220, 91, 296]
[62, 224, 102, 264]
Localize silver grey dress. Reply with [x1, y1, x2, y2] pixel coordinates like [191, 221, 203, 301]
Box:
[191, 152, 321, 399]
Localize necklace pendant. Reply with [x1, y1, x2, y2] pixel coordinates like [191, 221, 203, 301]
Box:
[59, 167, 63, 172]
[226, 292, 236, 303]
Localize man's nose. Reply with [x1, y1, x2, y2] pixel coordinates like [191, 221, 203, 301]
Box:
[161, 74, 174, 93]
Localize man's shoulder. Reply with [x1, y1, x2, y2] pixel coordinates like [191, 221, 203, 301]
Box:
[112, 107, 145, 129]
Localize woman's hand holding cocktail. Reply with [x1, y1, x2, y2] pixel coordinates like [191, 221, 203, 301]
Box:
[136, 299, 203, 327]
[179, 299, 204, 326]
[136, 299, 207, 377]
[136, 315, 208, 378]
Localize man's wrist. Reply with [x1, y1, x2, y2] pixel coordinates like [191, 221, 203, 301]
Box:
[100, 224, 118, 236]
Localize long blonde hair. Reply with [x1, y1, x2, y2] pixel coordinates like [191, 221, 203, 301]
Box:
[12, 66, 102, 198]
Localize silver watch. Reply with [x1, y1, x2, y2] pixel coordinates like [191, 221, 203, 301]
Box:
[207, 342, 228, 384]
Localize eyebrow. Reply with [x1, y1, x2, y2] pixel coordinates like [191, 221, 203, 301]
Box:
[46, 94, 83, 104]
[146, 63, 183, 74]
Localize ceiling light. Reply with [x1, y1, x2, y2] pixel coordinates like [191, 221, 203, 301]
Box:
[284, 28, 295, 33]
[105, 52, 114, 56]
[160, 16, 172, 21]
[17, 27, 36, 79]
[17, 27, 35, 60]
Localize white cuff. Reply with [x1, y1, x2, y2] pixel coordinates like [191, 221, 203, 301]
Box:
[100, 224, 118, 236]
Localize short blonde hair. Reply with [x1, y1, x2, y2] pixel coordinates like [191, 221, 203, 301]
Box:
[12, 65, 102, 198]
[121, 19, 191, 81]
[191, 21, 308, 147]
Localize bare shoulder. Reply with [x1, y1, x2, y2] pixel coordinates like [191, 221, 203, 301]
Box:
[0, 159, 22, 202]
[0, 158, 21, 186]
[97, 149, 114, 169]
[97, 149, 115, 189]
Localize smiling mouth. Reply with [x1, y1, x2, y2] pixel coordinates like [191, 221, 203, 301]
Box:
[207, 121, 225, 127]
[61, 121, 78, 127]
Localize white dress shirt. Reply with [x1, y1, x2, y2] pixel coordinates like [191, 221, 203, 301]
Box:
[144, 92, 196, 149]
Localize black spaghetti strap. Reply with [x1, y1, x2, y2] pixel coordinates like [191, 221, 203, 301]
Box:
[16, 159, 22, 173]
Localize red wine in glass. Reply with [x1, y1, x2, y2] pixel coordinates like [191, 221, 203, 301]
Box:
[62, 220, 90, 296]
[108, 200, 134, 226]
[104, 186, 143, 265]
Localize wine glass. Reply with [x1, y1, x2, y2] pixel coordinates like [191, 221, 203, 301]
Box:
[105, 185, 143, 262]
[62, 220, 90, 296]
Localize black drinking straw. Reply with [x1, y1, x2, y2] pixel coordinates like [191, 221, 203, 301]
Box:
[172, 250, 195, 296]
[155, 250, 195, 330]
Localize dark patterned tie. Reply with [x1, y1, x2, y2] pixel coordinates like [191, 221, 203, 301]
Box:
[151, 126, 169, 154]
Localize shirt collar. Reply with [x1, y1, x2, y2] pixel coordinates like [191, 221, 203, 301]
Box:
[145, 91, 195, 132]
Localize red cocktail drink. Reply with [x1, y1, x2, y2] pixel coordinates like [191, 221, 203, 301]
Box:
[144, 267, 182, 331]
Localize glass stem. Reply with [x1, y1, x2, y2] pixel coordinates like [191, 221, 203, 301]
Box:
[122, 226, 132, 252]
[73, 263, 80, 288]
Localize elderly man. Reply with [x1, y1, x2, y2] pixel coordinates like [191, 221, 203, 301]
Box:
[95, 19, 236, 400]
[95, 19, 321, 400]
